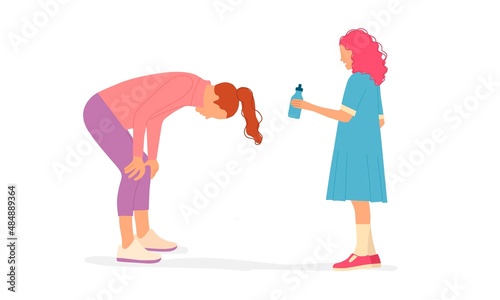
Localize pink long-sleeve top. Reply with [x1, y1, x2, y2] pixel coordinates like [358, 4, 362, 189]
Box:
[98, 72, 210, 160]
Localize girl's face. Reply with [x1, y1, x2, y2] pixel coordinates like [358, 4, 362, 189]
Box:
[196, 98, 227, 119]
[340, 44, 353, 70]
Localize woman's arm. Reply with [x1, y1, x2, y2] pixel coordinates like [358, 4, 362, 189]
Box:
[377, 87, 384, 128]
[291, 100, 353, 122]
[146, 117, 163, 162]
[125, 76, 193, 181]
[132, 76, 193, 157]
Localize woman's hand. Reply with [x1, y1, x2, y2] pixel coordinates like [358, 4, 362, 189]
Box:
[291, 99, 314, 111]
[124, 156, 146, 181]
[379, 119, 385, 128]
[145, 160, 159, 179]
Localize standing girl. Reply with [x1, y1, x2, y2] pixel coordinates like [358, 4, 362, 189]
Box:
[292, 28, 388, 270]
[83, 72, 262, 263]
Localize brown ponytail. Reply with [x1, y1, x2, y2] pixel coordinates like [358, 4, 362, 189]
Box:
[236, 87, 263, 145]
[214, 82, 263, 145]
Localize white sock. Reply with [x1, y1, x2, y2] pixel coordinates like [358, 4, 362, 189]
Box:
[367, 225, 376, 255]
[354, 224, 370, 256]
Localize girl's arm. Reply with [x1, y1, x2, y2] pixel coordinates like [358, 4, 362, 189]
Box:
[146, 117, 163, 162]
[125, 76, 193, 181]
[146, 106, 181, 161]
[132, 76, 193, 157]
[291, 100, 353, 122]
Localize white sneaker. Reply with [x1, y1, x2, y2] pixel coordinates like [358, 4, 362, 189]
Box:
[117, 239, 161, 264]
[135, 229, 178, 252]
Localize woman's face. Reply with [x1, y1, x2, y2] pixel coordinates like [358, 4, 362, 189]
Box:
[196, 98, 227, 119]
[340, 44, 353, 70]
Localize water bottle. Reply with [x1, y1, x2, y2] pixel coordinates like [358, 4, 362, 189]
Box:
[288, 84, 303, 119]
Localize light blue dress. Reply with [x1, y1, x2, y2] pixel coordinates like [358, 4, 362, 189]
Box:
[326, 72, 387, 202]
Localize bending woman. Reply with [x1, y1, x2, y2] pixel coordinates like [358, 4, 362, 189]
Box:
[292, 29, 388, 270]
[83, 72, 262, 263]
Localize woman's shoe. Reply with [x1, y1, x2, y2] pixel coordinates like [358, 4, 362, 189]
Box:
[369, 254, 381, 268]
[135, 229, 178, 252]
[332, 253, 372, 271]
[117, 239, 161, 263]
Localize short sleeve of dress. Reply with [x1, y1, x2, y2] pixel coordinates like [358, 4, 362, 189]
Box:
[340, 73, 368, 116]
[377, 86, 384, 119]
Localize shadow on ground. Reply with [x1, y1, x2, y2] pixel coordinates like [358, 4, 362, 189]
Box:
[85, 251, 398, 271]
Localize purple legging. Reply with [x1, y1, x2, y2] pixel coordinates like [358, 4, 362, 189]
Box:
[83, 93, 150, 216]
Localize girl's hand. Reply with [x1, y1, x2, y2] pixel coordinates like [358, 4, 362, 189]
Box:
[145, 160, 159, 179]
[379, 119, 385, 128]
[291, 99, 314, 111]
[124, 156, 146, 181]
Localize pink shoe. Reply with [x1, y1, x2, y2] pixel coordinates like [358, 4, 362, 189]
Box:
[370, 254, 381, 268]
[332, 253, 372, 271]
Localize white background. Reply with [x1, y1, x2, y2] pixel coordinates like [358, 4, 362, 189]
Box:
[1, 0, 499, 299]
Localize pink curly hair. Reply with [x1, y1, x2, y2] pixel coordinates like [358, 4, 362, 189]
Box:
[339, 28, 388, 86]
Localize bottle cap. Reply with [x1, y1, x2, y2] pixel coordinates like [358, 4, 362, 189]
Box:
[295, 84, 303, 92]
